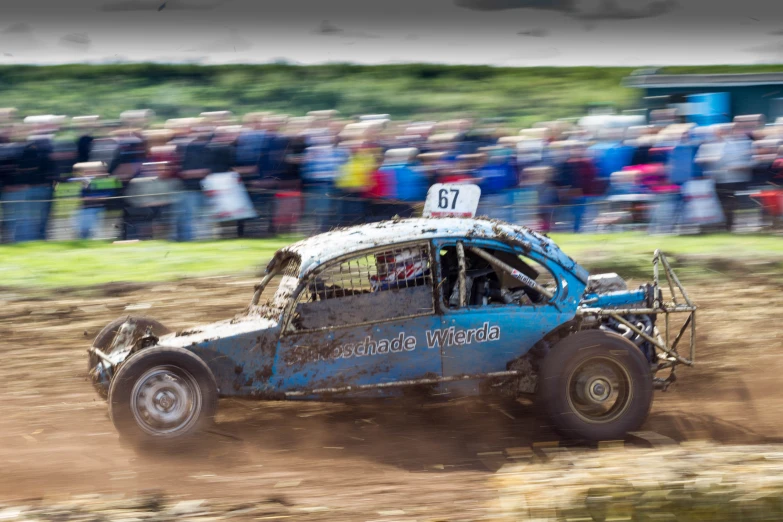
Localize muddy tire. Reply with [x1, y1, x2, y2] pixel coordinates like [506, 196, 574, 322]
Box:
[538, 330, 653, 442]
[89, 316, 171, 370]
[108, 346, 218, 447]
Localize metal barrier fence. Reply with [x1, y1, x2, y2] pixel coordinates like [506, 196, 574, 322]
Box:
[0, 185, 778, 243]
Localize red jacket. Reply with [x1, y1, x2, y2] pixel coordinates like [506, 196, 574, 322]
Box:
[365, 168, 394, 199]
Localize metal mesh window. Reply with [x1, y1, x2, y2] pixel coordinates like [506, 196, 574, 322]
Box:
[301, 243, 433, 303]
[287, 243, 435, 331]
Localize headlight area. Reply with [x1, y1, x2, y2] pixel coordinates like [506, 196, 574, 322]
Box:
[88, 360, 112, 398]
[87, 346, 133, 398]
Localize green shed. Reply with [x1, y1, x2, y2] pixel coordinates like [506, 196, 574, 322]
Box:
[624, 72, 783, 124]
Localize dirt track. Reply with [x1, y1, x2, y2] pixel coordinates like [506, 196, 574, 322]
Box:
[1, 275, 782, 519]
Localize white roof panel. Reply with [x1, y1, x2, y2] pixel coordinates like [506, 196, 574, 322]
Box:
[275, 217, 585, 281]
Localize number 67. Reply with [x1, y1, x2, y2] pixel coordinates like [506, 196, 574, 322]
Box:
[438, 188, 460, 210]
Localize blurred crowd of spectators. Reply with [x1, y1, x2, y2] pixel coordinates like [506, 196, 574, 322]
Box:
[1, 106, 783, 244]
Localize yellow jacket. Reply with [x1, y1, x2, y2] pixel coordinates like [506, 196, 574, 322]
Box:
[335, 149, 378, 192]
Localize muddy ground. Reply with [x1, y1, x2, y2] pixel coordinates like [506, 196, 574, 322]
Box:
[1, 274, 782, 520]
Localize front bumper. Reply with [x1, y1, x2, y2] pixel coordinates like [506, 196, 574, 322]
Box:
[88, 323, 154, 398]
[577, 250, 697, 391]
[88, 346, 128, 398]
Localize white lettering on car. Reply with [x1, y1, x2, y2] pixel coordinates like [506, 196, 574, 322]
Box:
[424, 322, 500, 349]
[330, 333, 415, 360]
[292, 324, 501, 365]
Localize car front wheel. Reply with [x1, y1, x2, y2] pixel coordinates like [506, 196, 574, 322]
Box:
[538, 330, 653, 442]
[108, 346, 218, 446]
[90, 315, 171, 371]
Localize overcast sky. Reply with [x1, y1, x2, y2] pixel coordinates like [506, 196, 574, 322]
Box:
[1, 0, 782, 66]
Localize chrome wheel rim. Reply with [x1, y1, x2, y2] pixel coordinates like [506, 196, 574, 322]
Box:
[130, 365, 202, 437]
[566, 356, 632, 424]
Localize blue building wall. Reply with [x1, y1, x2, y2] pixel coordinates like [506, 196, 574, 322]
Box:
[644, 85, 783, 122]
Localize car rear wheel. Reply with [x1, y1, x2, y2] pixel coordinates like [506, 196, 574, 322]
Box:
[538, 330, 653, 442]
[108, 346, 218, 446]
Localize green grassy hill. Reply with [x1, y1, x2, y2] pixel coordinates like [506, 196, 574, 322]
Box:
[1, 63, 780, 128]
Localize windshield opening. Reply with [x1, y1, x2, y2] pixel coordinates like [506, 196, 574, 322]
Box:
[253, 255, 301, 317]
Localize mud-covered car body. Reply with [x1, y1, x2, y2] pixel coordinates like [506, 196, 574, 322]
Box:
[90, 217, 696, 442]
[91, 217, 694, 401]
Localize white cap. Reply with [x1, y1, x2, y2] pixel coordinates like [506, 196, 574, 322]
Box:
[120, 109, 155, 122]
[23, 114, 67, 125]
[384, 147, 419, 162]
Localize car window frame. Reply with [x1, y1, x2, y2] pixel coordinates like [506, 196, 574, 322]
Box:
[433, 237, 560, 314]
[280, 240, 439, 336]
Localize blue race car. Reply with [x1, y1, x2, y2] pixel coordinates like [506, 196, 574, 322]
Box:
[89, 217, 696, 444]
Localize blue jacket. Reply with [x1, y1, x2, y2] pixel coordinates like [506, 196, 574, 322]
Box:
[667, 143, 701, 185]
[393, 163, 429, 201]
[477, 158, 516, 195]
[589, 141, 634, 179]
[235, 130, 267, 167]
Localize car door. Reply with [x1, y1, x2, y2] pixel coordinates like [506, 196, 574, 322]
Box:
[273, 241, 444, 395]
[432, 238, 574, 379]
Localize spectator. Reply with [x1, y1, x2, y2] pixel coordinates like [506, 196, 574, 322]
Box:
[145, 143, 181, 235]
[750, 141, 783, 228]
[105, 136, 148, 240]
[248, 115, 290, 237]
[0, 140, 26, 243]
[475, 146, 517, 221]
[124, 161, 178, 240]
[234, 116, 268, 237]
[301, 135, 347, 232]
[553, 142, 600, 232]
[333, 140, 377, 227]
[389, 147, 428, 211]
[749, 139, 780, 187]
[416, 151, 446, 185]
[589, 128, 634, 180]
[206, 126, 237, 174]
[203, 125, 241, 235]
[235, 117, 267, 171]
[272, 130, 306, 234]
[734, 114, 765, 140]
[72, 162, 121, 240]
[682, 168, 725, 230]
[629, 131, 655, 165]
[365, 160, 395, 222]
[174, 130, 211, 241]
[666, 130, 701, 185]
[571, 143, 604, 232]
[440, 153, 478, 184]
[696, 123, 752, 231]
[516, 136, 546, 172]
[17, 135, 55, 241]
[72, 115, 100, 164]
[772, 145, 783, 182]
[49, 137, 78, 237]
[76, 134, 94, 165]
[524, 166, 558, 232]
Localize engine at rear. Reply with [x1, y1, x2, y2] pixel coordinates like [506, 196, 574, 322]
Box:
[580, 273, 659, 364]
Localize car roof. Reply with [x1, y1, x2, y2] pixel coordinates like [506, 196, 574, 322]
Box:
[278, 217, 588, 282]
